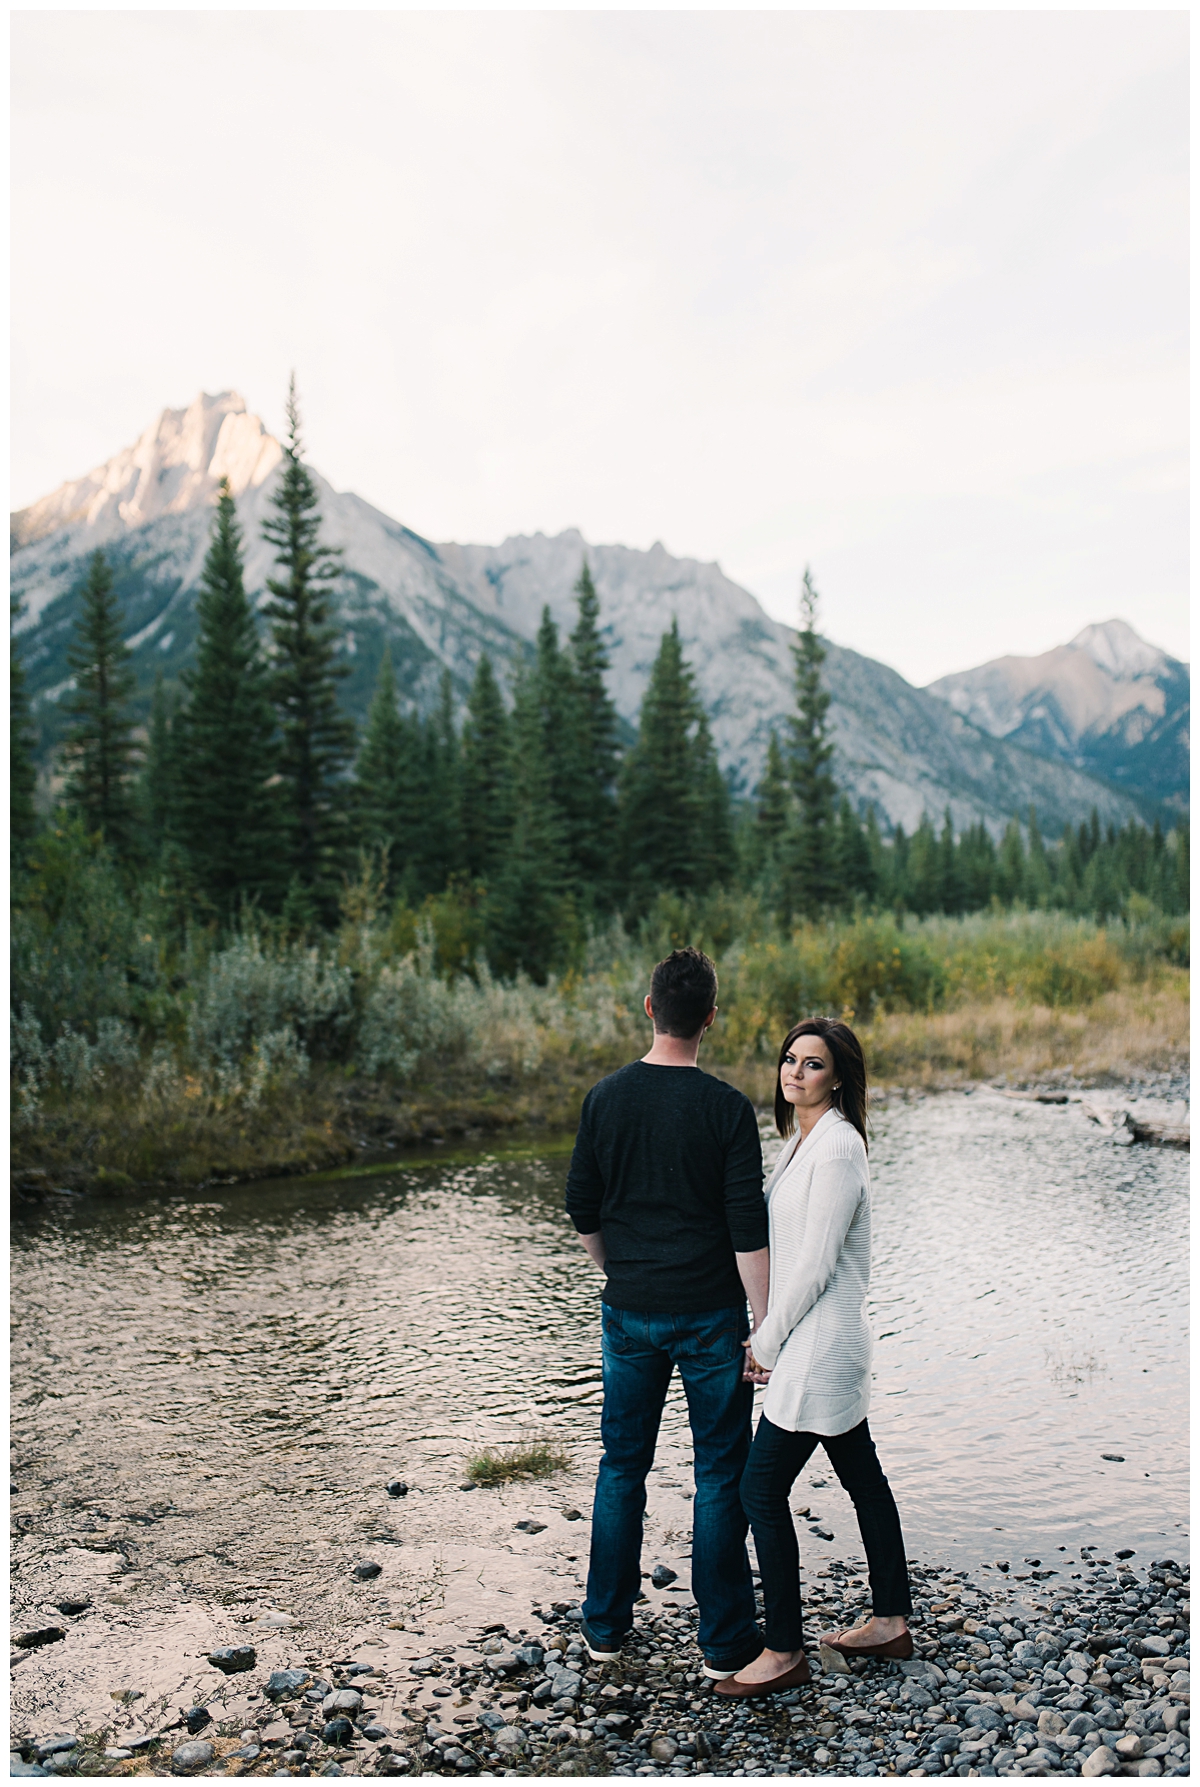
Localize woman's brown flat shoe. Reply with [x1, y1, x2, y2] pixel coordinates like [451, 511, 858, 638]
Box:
[822, 1629, 913, 1661]
[713, 1655, 812, 1698]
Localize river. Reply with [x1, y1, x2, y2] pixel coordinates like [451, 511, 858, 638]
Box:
[12, 1087, 1187, 1602]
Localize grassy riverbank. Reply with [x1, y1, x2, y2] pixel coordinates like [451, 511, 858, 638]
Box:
[11, 904, 1189, 1193]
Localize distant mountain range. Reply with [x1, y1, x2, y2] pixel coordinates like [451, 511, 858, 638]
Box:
[11, 390, 1179, 837]
[928, 622, 1189, 814]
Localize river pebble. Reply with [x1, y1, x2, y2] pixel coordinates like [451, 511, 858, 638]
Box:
[377, 1549, 1189, 1779]
[12, 1547, 1188, 1777]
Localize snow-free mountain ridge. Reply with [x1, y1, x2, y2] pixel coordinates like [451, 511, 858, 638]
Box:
[12, 391, 1164, 835]
[928, 622, 1189, 812]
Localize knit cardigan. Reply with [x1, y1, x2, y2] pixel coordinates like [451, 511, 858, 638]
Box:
[751, 1106, 872, 1436]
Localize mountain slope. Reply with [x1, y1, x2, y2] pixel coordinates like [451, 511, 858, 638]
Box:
[928, 621, 1189, 813]
[12, 390, 1148, 837]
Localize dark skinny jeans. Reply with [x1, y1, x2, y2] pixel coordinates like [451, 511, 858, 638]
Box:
[740, 1414, 913, 1651]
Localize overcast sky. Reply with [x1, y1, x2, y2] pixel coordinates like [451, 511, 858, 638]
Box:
[11, 10, 1188, 682]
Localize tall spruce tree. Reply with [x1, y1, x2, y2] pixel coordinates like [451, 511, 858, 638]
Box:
[487, 666, 572, 981]
[353, 647, 408, 863]
[936, 809, 962, 914]
[176, 477, 280, 917]
[262, 376, 356, 916]
[749, 729, 790, 883]
[426, 668, 465, 890]
[781, 566, 838, 917]
[836, 796, 875, 903]
[10, 599, 37, 861]
[142, 671, 181, 858]
[617, 620, 716, 909]
[62, 551, 139, 858]
[692, 711, 735, 886]
[561, 560, 620, 905]
[460, 654, 512, 882]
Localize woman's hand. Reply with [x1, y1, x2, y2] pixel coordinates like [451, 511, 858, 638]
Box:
[742, 1338, 771, 1385]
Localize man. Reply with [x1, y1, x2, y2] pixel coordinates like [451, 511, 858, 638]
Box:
[565, 945, 770, 1678]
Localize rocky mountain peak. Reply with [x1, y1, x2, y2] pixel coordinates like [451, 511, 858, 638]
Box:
[1069, 618, 1171, 680]
[11, 390, 1172, 829]
[10, 391, 281, 553]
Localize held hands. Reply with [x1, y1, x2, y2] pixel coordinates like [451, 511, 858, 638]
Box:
[742, 1337, 771, 1385]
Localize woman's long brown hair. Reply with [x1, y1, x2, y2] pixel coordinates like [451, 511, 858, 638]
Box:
[774, 1016, 869, 1149]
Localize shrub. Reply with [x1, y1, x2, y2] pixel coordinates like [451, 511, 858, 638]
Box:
[10, 822, 161, 1040]
[186, 933, 354, 1083]
[825, 917, 947, 1017]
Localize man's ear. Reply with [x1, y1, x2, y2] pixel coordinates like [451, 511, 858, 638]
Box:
[644, 993, 655, 1023]
[702, 1007, 717, 1030]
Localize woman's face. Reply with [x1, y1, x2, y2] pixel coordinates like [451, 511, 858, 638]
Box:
[780, 1033, 837, 1112]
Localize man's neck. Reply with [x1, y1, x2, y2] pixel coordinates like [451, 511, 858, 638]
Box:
[641, 1033, 704, 1068]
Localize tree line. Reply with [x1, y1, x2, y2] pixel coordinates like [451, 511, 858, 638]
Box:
[11, 386, 1189, 984]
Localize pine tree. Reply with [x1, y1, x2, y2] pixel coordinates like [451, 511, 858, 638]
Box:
[460, 654, 512, 882]
[62, 551, 139, 858]
[10, 599, 37, 861]
[864, 805, 886, 896]
[142, 671, 181, 858]
[996, 816, 1026, 905]
[837, 796, 876, 903]
[887, 822, 911, 909]
[353, 647, 408, 861]
[908, 814, 940, 914]
[1025, 805, 1051, 906]
[617, 620, 712, 910]
[487, 666, 573, 980]
[427, 668, 465, 889]
[936, 810, 963, 914]
[528, 608, 577, 837]
[781, 567, 838, 917]
[176, 477, 281, 918]
[262, 375, 356, 917]
[750, 730, 790, 883]
[561, 560, 620, 906]
[959, 821, 998, 910]
[692, 712, 735, 887]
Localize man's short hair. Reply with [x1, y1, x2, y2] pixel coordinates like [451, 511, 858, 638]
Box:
[649, 946, 719, 1038]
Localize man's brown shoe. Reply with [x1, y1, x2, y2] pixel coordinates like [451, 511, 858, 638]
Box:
[821, 1628, 914, 1661]
[712, 1654, 812, 1698]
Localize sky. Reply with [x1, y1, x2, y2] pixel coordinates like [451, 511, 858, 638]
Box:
[10, 10, 1188, 684]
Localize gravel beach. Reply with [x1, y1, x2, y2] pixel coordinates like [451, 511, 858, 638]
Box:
[11, 1549, 1188, 1778]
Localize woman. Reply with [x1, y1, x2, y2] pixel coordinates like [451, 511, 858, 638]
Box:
[714, 1015, 913, 1699]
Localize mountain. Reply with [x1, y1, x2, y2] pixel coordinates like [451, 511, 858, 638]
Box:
[12, 390, 1149, 838]
[927, 622, 1189, 814]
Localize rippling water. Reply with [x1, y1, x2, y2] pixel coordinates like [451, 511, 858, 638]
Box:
[10, 1091, 1188, 1576]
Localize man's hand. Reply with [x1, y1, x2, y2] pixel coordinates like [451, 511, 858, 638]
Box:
[742, 1339, 771, 1385]
[578, 1231, 607, 1271]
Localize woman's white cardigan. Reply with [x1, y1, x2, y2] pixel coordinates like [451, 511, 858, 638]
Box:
[751, 1106, 872, 1436]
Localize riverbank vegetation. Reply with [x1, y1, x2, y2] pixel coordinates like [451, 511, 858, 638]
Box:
[11, 384, 1189, 1191]
[11, 846, 1188, 1191]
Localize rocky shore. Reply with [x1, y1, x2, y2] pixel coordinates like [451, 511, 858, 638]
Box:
[11, 1550, 1188, 1779]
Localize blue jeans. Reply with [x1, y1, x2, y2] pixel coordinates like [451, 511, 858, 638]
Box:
[583, 1303, 761, 1669]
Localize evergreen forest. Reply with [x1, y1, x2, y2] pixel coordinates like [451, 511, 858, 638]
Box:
[10, 391, 1190, 1189]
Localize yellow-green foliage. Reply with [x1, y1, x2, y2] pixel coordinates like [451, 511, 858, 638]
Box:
[11, 891, 1188, 1189]
[700, 908, 1175, 1064]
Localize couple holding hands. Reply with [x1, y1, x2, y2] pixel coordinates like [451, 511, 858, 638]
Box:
[566, 946, 912, 1697]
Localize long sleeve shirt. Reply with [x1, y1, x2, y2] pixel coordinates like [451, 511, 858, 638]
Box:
[753, 1106, 872, 1435]
[564, 1061, 767, 1312]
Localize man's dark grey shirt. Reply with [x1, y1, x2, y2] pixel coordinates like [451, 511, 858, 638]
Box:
[564, 1060, 767, 1313]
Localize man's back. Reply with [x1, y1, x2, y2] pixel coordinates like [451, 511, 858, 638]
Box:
[565, 1060, 766, 1312]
